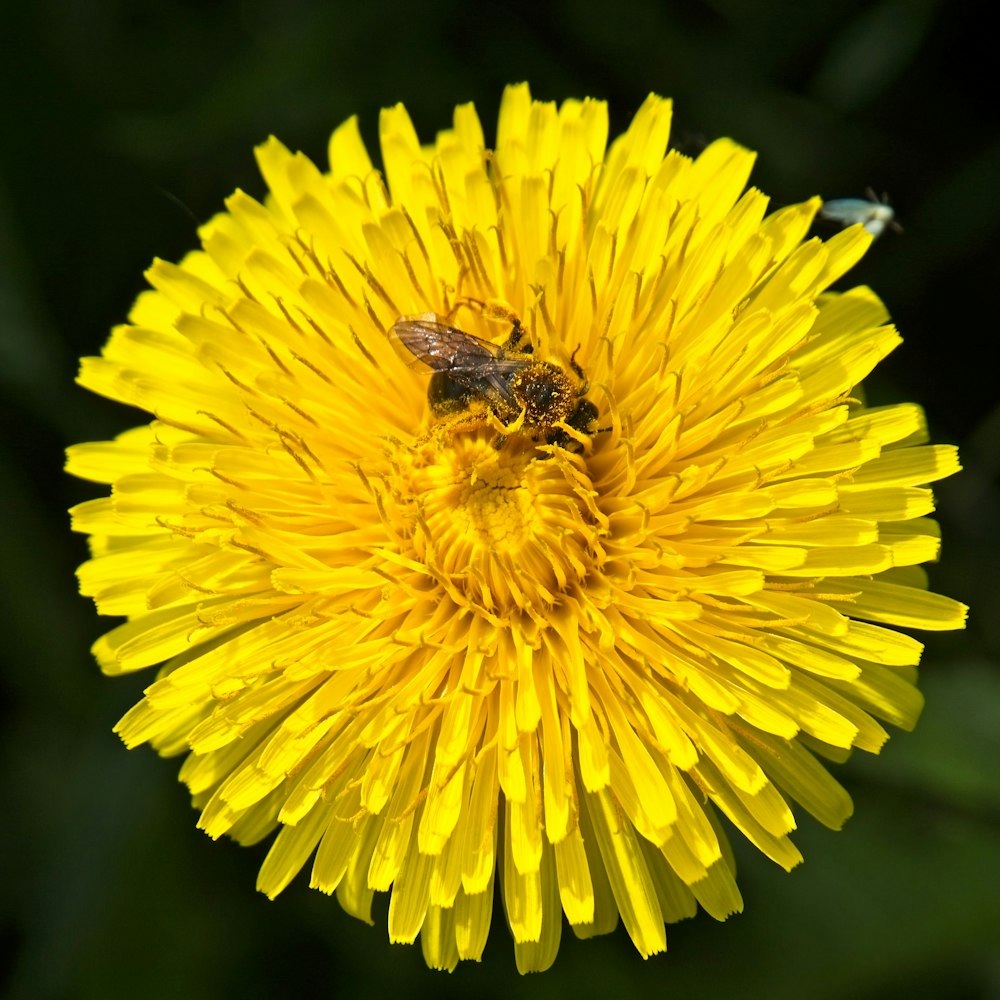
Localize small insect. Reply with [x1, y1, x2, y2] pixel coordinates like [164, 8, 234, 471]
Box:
[820, 188, 902, 238]
[391, 310, 598, 449]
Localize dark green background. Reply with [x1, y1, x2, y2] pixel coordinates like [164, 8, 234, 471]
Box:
[3, 1, 997, 997]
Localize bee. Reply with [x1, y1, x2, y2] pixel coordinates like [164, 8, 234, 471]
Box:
[820, 188, 902, 238]
[391, 310, 598, 449]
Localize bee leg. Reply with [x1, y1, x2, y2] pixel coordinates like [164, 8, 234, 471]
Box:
[449, 296, 530, 354]
[423, 403, 492, 444]
[546, 422, 586, 454]
[502, 317, 528, 353]
[478, 301, 527, 351]
[479, 299, 522, 327]
[447, 295, 486, 322]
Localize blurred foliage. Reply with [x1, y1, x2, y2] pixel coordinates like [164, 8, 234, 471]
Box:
[2, 0, 997, 997]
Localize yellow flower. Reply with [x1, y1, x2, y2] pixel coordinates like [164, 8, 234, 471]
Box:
[67, 84, 967, 972]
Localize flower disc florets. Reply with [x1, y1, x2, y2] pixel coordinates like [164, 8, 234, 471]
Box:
[398, 434, 602, 617]
[68, 84, 967, 972]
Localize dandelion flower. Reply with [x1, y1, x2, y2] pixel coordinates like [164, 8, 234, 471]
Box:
[67, 84, 968, 972]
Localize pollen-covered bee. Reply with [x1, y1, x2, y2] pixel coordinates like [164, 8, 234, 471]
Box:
[391, 310, 598, 449]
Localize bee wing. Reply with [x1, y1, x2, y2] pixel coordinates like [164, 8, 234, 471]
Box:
[392, 317, 502, 368]
[391, 316, 528, 407]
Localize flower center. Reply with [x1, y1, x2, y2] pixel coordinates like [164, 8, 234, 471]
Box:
[455, 453, 537, 551]
[395, 434, 604, 615]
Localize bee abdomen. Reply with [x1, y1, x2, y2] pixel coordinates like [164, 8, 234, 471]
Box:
[428, 372, 476, 415]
